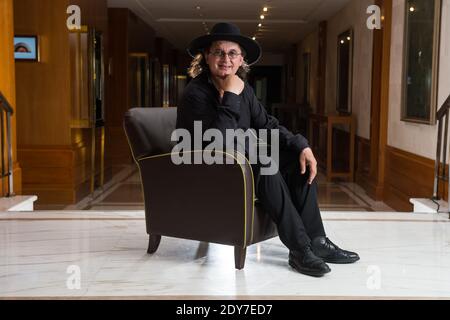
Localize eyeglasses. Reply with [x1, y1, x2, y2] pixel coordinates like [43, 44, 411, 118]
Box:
[209, 49, 243, 60]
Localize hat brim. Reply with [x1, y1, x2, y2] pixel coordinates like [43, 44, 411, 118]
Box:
[187, 34, 262, 66]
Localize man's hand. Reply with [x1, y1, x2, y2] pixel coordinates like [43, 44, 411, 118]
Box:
[299, 147, 317, 185]
[214, 75, 244, 96]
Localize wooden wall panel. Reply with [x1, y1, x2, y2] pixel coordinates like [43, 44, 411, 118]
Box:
[70, 0, 111, 194]
[71, 0, 108, 32]
[18, 147, 74, 168]
[19, 147, 74, 205]
[19, 141, 108, 205]
[0, 0, 16, 107]
[374, 0, 392, 200]
[108, 8, 163, 166]
[14, 0, 72, 146]
[14, 0, 111, 205]
[108, 8, 129, 127]
[355, 136, 371, 175]
[108, 126, 133, 165]
[107, 9, 130, 168]
[384, 146, 437, 211]
[346, 0, 393, 202]
[0, 0, 22, 196]
[12, 2, 172, 205]
[354, 136, 380, 198]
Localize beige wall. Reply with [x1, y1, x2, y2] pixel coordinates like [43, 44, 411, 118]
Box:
[388, 0, 450, 159]
[296, 30, 319, 113]
[325, 0, 374, 139]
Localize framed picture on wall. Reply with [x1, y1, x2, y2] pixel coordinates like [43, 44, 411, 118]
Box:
[401, 0, 441, 124]
[14, 35, 39, 61]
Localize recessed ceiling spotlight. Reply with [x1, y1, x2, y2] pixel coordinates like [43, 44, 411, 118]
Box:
[263, 7, 268, 12]
[258, 23, 262, 27]
[252, 36, 256, 40]
[409, 6, 415, 12]
[260, 15, 265, 19]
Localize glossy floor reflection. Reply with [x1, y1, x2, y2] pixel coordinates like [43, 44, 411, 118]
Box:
[0, 211, 449, 299]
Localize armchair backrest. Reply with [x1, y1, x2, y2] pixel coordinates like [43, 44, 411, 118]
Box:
[124, 107, 177, 160]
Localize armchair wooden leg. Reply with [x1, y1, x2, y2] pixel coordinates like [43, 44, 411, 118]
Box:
[234, 246, 247, 270]
[147, 234, 161, 254]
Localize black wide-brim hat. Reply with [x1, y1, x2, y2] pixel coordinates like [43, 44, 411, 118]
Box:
[187, 22, 262, 65]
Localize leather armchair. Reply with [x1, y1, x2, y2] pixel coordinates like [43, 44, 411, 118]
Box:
[124, 107, 278, 269]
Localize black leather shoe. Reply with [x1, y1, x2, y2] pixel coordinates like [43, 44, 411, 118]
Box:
[289, 246, 331, 277]
[311, 236, 360, 264]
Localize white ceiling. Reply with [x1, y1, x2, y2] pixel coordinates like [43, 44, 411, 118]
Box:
[108, 0, 351, 53]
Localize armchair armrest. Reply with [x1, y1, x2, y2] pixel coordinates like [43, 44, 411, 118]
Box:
[137, 150, 256, 247]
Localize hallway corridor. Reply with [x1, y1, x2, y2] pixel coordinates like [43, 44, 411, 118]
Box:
[63, 165, 395, 212]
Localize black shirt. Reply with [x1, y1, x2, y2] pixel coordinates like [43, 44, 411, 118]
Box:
[176, 72, 309, 155]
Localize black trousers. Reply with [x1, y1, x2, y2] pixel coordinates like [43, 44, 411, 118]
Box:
[254, 149, 326, 252]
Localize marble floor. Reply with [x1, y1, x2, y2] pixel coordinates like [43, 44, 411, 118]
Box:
[0, 210, 449, 299]
[3, 165, 448, 299]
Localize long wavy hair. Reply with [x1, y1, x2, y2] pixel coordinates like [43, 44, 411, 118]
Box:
[187, 45, 251, 80]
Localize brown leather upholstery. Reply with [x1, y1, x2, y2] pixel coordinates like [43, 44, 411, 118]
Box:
[124, 107, 278, 269]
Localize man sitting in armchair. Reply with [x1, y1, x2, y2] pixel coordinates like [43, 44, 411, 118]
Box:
[176, 22, 359, 277]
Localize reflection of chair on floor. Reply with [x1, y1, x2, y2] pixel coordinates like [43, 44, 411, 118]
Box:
[123, 107, 278, 269]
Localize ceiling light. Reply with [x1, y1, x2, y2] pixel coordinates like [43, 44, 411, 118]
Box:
[340, 40, 345, 44]
[263, 7, 268, 12]
[258, 23, 262, 27]
[347, 36, 351, 41]
[409, 6, 415, 12]
[252, 36, 256, 40]
[260, 15, 265, 19]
